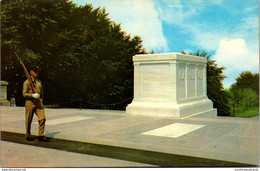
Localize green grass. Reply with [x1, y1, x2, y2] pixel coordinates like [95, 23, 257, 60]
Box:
[232, 106, 259, 118]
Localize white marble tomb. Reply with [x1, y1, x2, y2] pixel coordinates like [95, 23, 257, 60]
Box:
[126, 52, 217, 117]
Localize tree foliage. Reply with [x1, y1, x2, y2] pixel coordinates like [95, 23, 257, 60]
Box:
[229, 71, 259, 108]
[190, 50, 231, 116]
[1, 0, 146, 109]
[231, 71, 259, 94]
[235, 88, 258, 107]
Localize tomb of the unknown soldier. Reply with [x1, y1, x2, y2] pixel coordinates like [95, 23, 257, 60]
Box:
[126, 52, 217, 117]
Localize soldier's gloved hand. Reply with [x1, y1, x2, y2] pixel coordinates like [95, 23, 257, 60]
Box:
[32, 93, 40, 99]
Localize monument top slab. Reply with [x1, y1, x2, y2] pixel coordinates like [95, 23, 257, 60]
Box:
[133, 52, 207, 63]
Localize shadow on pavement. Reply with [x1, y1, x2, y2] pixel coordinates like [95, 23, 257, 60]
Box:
[1, 130, 256, 167]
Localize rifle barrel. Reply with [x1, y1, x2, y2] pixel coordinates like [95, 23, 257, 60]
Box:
[15, 52, 37, 93]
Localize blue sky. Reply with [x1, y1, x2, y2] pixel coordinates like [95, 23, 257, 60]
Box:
[72, 0, 259, 88]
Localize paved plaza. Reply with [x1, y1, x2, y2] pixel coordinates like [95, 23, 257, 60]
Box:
[1, 106, 259, 167]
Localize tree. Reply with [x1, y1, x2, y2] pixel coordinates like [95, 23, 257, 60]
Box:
[229, 71, 259, 108]
[231, 71, 259, 94]
[237, 88, 259, 107]
[1, 0, 146, 109]
[190, 50, 231, 116]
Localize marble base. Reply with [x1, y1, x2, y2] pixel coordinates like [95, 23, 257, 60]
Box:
[126, 97, 216, 117]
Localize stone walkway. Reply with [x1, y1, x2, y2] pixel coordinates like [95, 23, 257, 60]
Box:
[1, 106, 259, 167]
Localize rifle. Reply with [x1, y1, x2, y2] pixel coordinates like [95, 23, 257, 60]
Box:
[15, 52, 37, 93]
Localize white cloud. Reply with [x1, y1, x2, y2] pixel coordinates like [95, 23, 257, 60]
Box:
[184, 25, 227, 51]
[156, 0, 198, 25]
[231, 16, 259, 47]
[154, 0, 227, 51]
[80, 0, 168, 52]
[244, 6, 258, 13]
[154, 0, 258, 54]
[212, 16, 259, 88]
[156, 0, 224, 25]
[214, 38, 259, 87]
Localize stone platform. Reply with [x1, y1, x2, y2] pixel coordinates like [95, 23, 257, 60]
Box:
[1, 106, 259, 167]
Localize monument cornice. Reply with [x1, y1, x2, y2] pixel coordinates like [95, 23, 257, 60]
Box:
[133, 53, 207, 63]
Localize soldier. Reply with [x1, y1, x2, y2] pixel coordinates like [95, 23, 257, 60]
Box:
[22, 66, 49, 142]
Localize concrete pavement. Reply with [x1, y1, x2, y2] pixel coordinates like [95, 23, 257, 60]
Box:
[1, 141, 153, 167]
[1, 106, 259, 167]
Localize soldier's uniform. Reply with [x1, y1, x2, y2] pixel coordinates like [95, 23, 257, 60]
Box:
[22, 78, 46, 139]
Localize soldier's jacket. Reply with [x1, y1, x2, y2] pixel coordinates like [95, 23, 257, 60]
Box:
[22, 78, 43, 100]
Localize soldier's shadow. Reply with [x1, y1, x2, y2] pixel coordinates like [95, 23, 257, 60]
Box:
[45, 131, 60, 138]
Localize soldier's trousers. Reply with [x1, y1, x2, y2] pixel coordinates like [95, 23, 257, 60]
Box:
[25, 99, 46, 138]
